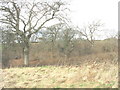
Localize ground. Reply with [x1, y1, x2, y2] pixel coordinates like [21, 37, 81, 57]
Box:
[1, 52, 118, 88]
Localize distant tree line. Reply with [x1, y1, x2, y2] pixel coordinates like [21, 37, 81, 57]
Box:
[1, 21, 118, 68]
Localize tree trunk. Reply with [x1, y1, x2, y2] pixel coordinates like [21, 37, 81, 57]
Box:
[23, 45, 29, 66]
[51, 40, 54, 59]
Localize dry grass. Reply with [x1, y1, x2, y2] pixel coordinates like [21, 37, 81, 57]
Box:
[1, 52, 118, 88]
[1, 63, 118, 88]
[9, 52, 118, 67]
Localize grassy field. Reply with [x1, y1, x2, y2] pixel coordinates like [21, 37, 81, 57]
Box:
[1, 52, 118, 88]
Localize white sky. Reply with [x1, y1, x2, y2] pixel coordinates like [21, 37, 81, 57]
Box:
[1, 0, 119, 39]
[67, 0, 119, 39]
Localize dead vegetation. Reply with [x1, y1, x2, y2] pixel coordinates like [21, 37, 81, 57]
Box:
[1, 52, 118, 88]
[9, 52, 118, 67]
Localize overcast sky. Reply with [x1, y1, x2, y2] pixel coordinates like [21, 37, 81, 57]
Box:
[67, 0, 119, 39]
[1, 0, 119, 39]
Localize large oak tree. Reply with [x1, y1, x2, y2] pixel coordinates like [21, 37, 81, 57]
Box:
[0, 0, 67, 66]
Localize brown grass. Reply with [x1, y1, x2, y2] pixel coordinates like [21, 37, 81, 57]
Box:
[2, 63, 118, 88]
[9, 52, 118, 67]
[1, 52, 118, 88]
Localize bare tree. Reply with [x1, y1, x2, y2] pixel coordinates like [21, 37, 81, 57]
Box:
[105, 30, 118, 39]
[0, 0, 67, 66]
[77, 21, 103, 46]
[44, 23, 63, 58]
[61, 27, 76, 59]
